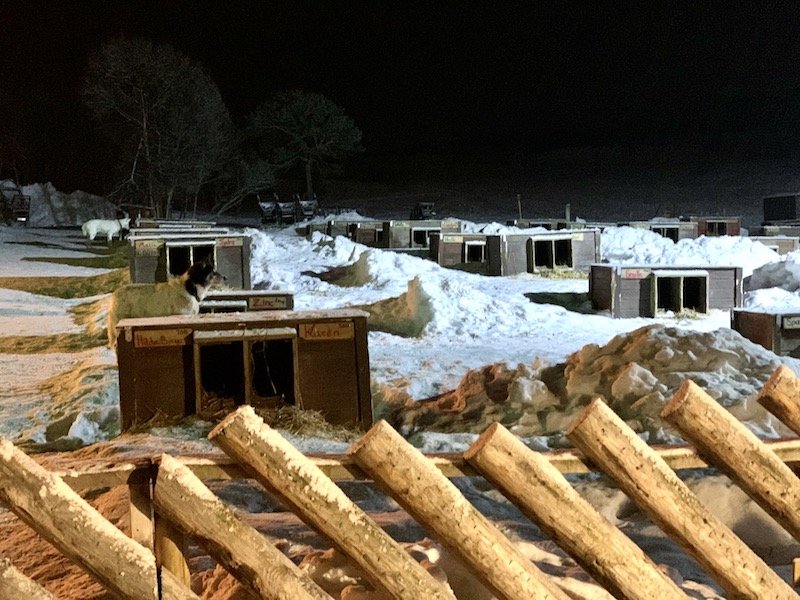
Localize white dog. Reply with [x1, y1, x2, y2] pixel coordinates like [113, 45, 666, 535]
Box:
[82, 216, 131, 242]
[107, 262, 225, 347]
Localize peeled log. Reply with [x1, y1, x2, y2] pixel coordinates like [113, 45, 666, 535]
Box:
[566, 398, 796, 600]
[0, 439, 194, 600]
[465, 422, 686, 600]
[758, 364, 800, 436]
[154, 454, 331, 600]
[663, 379, 800, 542]
[349, 420, 571, 600]
[0, 559, 56, 599]
[209, 406, 454, 600]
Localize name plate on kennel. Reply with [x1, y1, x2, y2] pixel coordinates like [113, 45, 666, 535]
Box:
[249, 295, 290, 310]
[783, 316, 800, 329]
[299, 321, 354, 341]
[218, 237, 244, 247]
[134, 328, 192, 347]
[621, 268, 651, 280]
[441, 234, 463, 243]
[134, 239, 163, 256]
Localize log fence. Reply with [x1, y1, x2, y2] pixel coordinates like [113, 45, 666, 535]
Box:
[3, 366, 800, 597]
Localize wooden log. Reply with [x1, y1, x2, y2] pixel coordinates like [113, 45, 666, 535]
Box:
[349, 420, 570, 600]
[758, 364, 800, 436]
[664, 380, 800, 541]
[154, 453, 331, 600]
[566, 398, 797, 600]
[0, 439, 197, 599]
[208, 406, 454, 600]
[464, 422, 686, 600]
[0, 558, 56, 600]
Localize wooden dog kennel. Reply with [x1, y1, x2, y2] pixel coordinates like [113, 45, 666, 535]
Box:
[128, 232, 251, 289]
[486, 229, 601, 276]
[731, 309, 800, 357]
[116, 309, 372, 430]
[590, 264, 743, 318]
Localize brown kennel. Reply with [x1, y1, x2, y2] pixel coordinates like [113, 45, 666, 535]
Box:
[590, 264, 743, 318]
[128, 232, 251, 289]
[486, 229, 601, 276]
[116, 309, 372, 430]
[731, 309, 800, 357]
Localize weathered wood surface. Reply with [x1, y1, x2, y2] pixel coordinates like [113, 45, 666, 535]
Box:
[664, 379, 800, 541]
[759, 365, 800, 436]
[209, 406, 455, 600]
[154, 454, 331, 600]
[0, 558, 57, 600]
[566, 398, 797, 600]
[465, 422, 686, 600]
[0, 439, 198, 600]
[46, 438, 800, 494]
[349, 420, 571, 600]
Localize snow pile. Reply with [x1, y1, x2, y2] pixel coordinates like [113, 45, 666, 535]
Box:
[388, 324, 796, 449]
[601, 226, 780, 277]
[21, 181, 117, 227]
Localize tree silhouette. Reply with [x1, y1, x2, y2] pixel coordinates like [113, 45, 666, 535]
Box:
[83, 38, 241, 217]
[247, 91, 363, 198]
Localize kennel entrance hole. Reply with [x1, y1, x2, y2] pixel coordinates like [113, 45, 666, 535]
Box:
[411, 228, 439, 248]
[193, 327, 298, 415]
[527, 238, 574, 270]
[166, 241, 216, 277]
[652, 226, 680, 242]
[653, 270, 708, 314]
[463, 241, 486, 263]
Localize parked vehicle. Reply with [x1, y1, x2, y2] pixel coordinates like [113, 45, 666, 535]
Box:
[410, 201, 436, 220]
[294, 194, 320, 221]
[258, 193, 280, 224]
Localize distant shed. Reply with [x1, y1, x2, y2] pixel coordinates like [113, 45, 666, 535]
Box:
[624, 220, 698, 242]
[746, 235, 799, 255]
[428, 232, 492, 271]
[486, 229, 601, 276]
[590, 264, 743, 318]
[689, 216, 742, 237]
[763, 193, 800, 224]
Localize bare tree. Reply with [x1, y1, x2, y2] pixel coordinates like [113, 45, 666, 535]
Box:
[246, 91, 363, 198]
[83, 38, 237, 217]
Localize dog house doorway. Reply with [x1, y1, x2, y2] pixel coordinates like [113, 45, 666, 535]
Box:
[193, 327, 299, 415]
[166, 241, 216, 277]
[463, 240, 487, 263]
[652, 226, 680, 242]
[526, 237, 574, 271]
[411, 227, 440, 248]
[651, 270, 708, 315]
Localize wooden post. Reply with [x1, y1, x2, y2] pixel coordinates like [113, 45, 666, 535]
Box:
[465, 422, 686, 600]
[758, 365, 800, 436]
[349, 420, 570, 600]
[0, 439, 188, 599]
[128, 466, 154, 550]
[155, 515, 191, 588]
[208, 406, 455, 600]
[0, 558, 56, 599]
[154, 454, 330, 600]
[664, 379, 800, 541]
[566, 398, 797, 600]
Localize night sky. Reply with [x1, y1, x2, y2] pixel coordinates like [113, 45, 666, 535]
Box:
[3, 1, 800, 192]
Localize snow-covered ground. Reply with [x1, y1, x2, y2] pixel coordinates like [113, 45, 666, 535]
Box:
[3, 212, 800, 598]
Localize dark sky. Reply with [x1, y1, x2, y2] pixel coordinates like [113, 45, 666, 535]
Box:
[3, 1, 800, 191]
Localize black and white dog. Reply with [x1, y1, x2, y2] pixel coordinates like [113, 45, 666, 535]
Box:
[107, 262, 226, 347]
